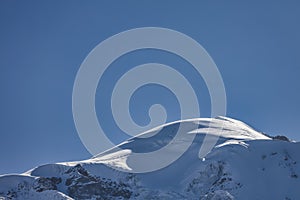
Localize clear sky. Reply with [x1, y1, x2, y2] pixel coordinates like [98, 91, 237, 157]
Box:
[0, 1, 300, 174]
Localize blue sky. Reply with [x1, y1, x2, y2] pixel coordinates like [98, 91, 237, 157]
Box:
[0, 1, 300, 174]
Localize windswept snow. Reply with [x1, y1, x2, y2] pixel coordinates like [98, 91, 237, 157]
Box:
[187, 116, 270, 140]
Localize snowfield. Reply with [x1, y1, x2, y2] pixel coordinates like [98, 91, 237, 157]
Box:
[0, 116, 299, 199]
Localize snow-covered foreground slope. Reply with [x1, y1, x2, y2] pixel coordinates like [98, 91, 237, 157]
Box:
[0, 116, 299, 199]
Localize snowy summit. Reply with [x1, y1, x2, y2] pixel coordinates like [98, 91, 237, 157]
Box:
[0, 116, 299, 199]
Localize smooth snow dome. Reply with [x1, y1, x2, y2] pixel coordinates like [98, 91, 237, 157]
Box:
[87, 116, 271, 172]
[0, 117, 299, 199]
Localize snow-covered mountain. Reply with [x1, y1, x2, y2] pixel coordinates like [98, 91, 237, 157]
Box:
[0, 116, 299, 199]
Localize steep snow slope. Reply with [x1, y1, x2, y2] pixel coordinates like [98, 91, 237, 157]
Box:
[0, 117, 299, 200]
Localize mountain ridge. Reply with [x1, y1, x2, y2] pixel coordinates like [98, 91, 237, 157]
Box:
[0, 116, 299, 199]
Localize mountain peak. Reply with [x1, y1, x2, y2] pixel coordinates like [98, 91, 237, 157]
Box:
[0, 117, 299, 200]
